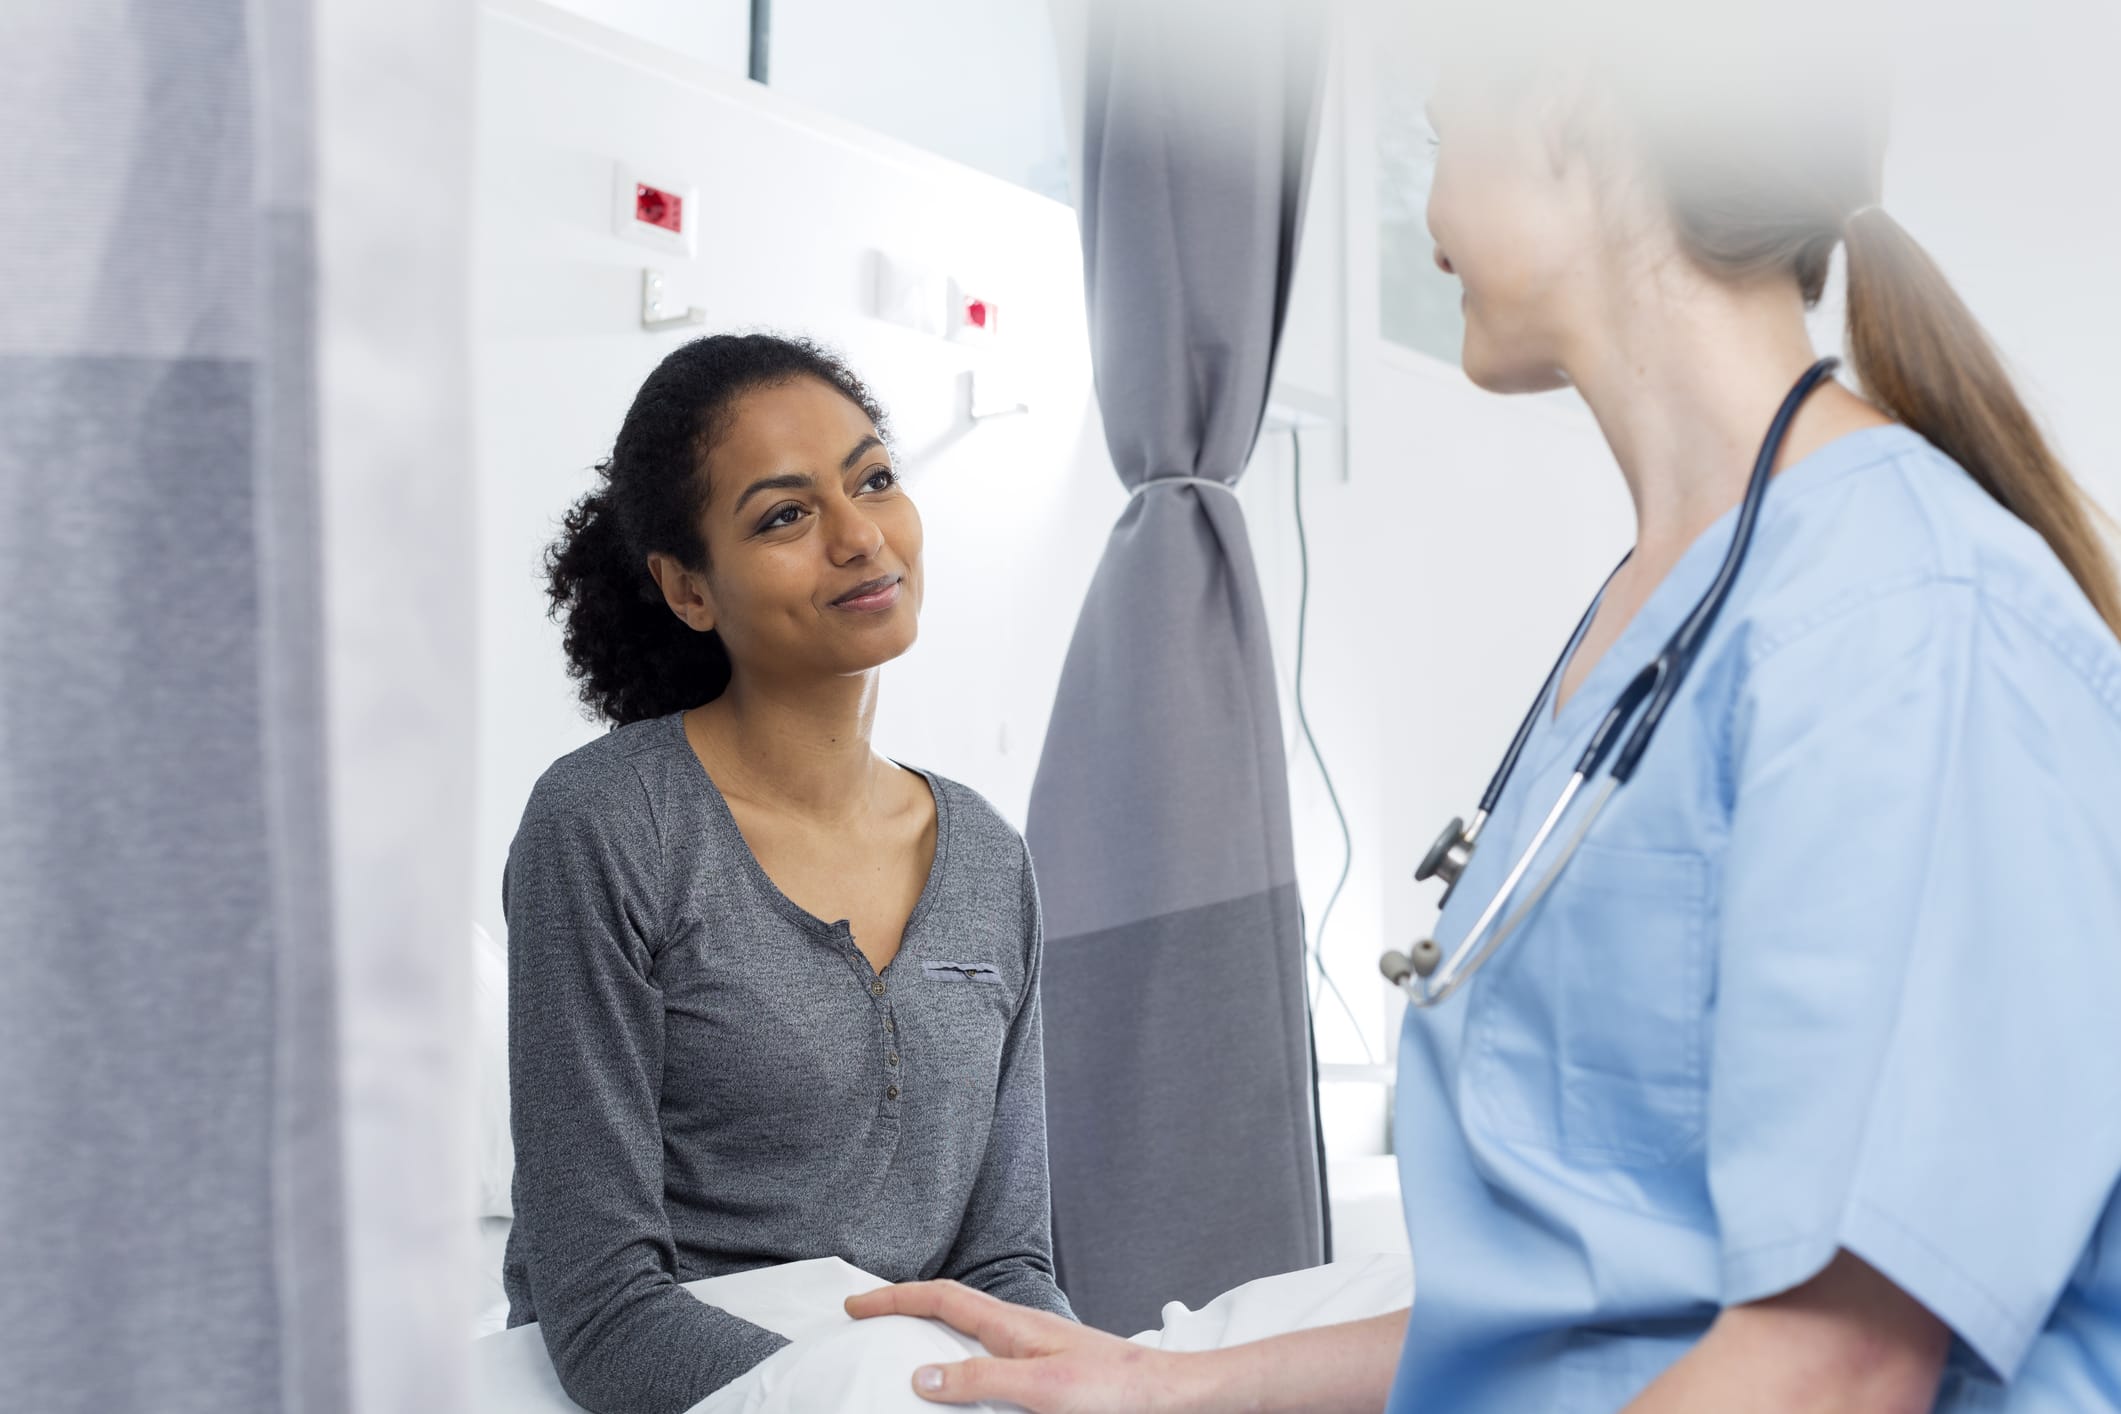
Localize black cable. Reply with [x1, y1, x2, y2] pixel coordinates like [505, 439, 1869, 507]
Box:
[1288, 427, 1373, 1064]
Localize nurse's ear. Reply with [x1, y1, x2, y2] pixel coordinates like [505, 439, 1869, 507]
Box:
[647, 551, 718, 635]
[1530, 61, 1617, 183]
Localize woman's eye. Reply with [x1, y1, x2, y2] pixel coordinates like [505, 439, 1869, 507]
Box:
[762, 504, 804, 530]
[860, 466, 899, 493]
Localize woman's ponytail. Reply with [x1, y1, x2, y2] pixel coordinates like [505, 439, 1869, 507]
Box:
[1842, 208, 2121, 635]
[544, 476, 731, 726]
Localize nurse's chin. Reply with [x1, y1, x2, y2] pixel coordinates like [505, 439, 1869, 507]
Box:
[1458, 333, 1573, 396]
[1461, 355, 1574, 398]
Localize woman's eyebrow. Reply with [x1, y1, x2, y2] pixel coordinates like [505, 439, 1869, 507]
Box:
[731, 436, 882, 515]
[733, 472, 814, 515]
[840, 434, 884, 470]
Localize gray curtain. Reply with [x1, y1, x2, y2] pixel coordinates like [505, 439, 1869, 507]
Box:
[1028, 0, 1329, 1335]
[0, 1, 476, 1410]
[0, 2, 343, 1411]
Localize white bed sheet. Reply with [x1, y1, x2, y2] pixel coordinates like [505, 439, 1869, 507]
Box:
[474, 1217, 514, 1340]
[471, 1253, 1414, 1414]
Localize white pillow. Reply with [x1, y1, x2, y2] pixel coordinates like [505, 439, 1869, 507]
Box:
[472, 922, 514, 1219]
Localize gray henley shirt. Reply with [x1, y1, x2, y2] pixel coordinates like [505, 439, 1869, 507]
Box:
[502, 711, 1072, 1414]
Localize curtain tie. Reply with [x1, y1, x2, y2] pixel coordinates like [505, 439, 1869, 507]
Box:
[1129, 476, 1238, 499]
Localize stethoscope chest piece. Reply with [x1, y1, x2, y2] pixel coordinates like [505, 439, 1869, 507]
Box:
[1415, 814, 1478, 903]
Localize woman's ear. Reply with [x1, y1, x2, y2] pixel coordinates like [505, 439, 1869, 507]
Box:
[646, 552, 717, 634]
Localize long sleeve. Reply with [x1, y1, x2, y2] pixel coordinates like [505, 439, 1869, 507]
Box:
[504, 757, 789, 1414]
[938, 844, 1076, 1320]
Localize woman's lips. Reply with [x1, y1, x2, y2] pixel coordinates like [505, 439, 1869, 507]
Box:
[831, 576, 903, 613]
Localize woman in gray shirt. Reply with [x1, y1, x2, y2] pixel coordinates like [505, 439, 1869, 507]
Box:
[504, 334, 1073, 1414]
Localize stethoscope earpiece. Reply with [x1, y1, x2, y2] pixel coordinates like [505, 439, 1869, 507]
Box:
[1409, 939, 1443, 978]
[1378, 939, 1445, 989]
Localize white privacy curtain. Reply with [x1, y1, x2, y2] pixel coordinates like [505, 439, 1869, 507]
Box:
[0, 1, 476, 1409]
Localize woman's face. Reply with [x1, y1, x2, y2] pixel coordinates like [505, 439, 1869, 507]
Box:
[1425, 65, 1611, 395]
[688, 376, 924, 686]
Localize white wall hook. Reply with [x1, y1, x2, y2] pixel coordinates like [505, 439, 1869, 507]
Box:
[641, 268, 706, 331]
[963, 368, 1030, 422]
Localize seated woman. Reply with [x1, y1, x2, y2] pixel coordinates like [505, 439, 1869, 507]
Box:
[503, 333, 1073, 1414]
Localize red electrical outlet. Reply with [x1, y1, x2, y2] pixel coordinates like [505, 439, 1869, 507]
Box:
[951, 283, 1000, 345]
[635, 183, 683, 234]
[613, 163, 697, 256]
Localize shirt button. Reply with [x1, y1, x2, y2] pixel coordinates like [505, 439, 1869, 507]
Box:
[886, 1085, 900, 1100]
[887, 1053, 899, 1067]
[884, 1017, 895, 1033]
[870, 979, 886, 997]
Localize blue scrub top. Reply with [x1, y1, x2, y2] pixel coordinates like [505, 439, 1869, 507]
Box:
[1387, 425, 2121, 1411]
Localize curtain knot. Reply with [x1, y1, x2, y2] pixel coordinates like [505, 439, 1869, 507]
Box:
[1128, 476, 1238, 499]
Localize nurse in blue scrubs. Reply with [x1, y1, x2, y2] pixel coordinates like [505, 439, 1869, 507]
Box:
[847, 6, 2121, 1410]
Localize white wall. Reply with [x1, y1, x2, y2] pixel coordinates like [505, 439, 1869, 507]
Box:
[528, 0, 1072, 200]
[1882, 0, 2121, 517]
[533, 0, 750, 73]
[473, 0, 1122, 945]
[772, 0, 1073, 201]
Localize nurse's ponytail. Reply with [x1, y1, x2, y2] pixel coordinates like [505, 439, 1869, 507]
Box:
[1839, 208, 2121, 635]
[1656, 149, 2120, 638]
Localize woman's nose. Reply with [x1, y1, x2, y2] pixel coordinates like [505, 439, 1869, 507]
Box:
[822, 499, 886, 564]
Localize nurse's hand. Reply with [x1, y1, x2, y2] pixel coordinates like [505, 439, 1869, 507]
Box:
[843, 1280, 1207, 1413]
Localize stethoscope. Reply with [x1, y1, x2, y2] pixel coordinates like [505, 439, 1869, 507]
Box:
[1380, 356, 1842, 1008]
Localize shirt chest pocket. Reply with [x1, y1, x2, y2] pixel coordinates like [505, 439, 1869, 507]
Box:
[1462, 840, 1714, 1169]
[909, 959, 1014, 1082]
[921, 960, 1004, 987]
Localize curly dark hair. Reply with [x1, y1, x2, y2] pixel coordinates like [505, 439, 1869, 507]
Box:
[544, 333, 891, 726]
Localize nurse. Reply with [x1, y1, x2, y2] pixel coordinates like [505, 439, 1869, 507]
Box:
[847, 2, 2121, 1409]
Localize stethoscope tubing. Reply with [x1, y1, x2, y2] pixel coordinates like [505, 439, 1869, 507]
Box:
[1396, 356, 1843, 1009]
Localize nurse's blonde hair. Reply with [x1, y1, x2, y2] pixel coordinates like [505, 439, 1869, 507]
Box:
[1430, 0, 2121, 636]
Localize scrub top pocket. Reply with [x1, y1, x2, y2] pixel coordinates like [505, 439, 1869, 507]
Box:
[1464, 840, 1714, 1170]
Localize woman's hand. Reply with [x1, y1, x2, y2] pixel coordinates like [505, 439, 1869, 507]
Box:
[844, 1280, 1209, 1413]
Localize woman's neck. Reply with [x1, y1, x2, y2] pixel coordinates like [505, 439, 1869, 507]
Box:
[688, 671, 885, 821]
[1563, 268, 1881, 568]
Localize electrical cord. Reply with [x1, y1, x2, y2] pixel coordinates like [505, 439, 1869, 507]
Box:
[1288, 427, 1375, 1065]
